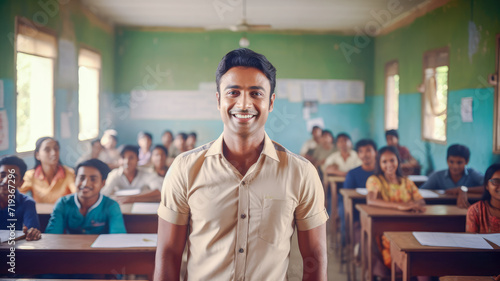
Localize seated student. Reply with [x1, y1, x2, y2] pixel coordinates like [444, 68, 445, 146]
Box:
[137, 131, 153, 167]
[76, 138, 105, 164]
[100, 129, 120, 170]
[20, 137, 76, 204]
[421, 144, 484, 202]
[324, 133, 362, 176]
[366, 146, 426, 279]
[119, 145, 168, 203]
[300, 125, 322, 157]
[161, 130, 174, 151]
[385, 129, 420, 176]
[186, 132, 197, 151]
[101, 145, 154, 198]
[0, 156, 41, 240]
[466, 163, 500, 233]
[309, 129, 336, 168]
[45, 159, 126, 234]
[167, 132, 188, 166]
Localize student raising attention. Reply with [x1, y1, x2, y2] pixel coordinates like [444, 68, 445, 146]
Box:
[20, 137, 76, 204]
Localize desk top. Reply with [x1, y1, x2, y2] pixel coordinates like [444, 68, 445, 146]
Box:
[340, 189, 481, 201]
[36, 203, 156, 216]
[385, 232, 500, 252]
[0, 234, 156, 251]
[356, 204, 467, 217]
[326, 175, 346, 182]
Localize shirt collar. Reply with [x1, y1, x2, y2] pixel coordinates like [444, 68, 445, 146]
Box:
[444, 167, 469, 178]
[205, 132, 280, 162]
[34, 165, 66, 182]
[74, 193, 103, 213]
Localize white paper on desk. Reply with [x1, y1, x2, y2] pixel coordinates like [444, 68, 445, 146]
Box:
[0, 230, 24, 243]
[481, 233, 500, 247]
[413, 232, 493, 249]
[115, 188, 142, 196]
[355, 188, 368, 195]
[408, 175, 428, 182]
[417, 189, 439, 198]
[91, 234, 157, 248]
[131, 202, 160, 214]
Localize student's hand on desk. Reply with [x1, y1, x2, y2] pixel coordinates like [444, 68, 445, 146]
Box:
[397, 202, 426, 213]
[456, 190, 470, 209]
[23, 226, 41, 241]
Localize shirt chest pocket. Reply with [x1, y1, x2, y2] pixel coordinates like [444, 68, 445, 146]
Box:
[258, 199, 294, 245]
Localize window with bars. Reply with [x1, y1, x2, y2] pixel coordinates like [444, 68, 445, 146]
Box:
[78, 48, 101, 141]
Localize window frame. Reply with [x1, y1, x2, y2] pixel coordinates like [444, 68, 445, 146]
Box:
[14, 16, 57, 155]
[421, 46, 449, 145]
[77, 45, 102, 141]
[384, 60, 399, 130]
[494, 34, 500, 153]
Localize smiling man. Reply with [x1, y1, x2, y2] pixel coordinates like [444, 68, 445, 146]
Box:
[45, 159, 126, 234]
[154, 49, 328, 281]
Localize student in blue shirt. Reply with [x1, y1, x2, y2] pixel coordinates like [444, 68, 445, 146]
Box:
[45, 159, 126, 234]
[0, 156, 41, 240]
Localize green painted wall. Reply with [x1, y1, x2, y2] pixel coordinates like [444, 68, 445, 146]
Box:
[113, 29, 375, 152]
[372, 0, 500, 173]
[0, 0, 114, 167]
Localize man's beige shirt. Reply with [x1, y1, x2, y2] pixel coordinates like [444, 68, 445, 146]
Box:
[158, 133, 328, 281]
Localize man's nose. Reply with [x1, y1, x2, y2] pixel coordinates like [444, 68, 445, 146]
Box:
[236, 92, 252, 110]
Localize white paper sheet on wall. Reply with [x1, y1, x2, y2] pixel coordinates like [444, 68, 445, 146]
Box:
[461, 97, 473, 122]
[276, 79, 364, 104]
[0, 110, 9, 151]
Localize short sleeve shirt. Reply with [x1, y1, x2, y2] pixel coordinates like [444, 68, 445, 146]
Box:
[20, 165, 76, 204]
[101, 167, 155, 196]
[158, 133, 329, 281]
[420, 167, 484, 190]
[0, 190, 40, 230]
[366, 175, 423, 203]
[323, 150, 362, 172]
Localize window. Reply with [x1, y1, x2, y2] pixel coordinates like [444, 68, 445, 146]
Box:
[422, 48, 449, 143]
[385, 60, 399, 130]
[16, 18, 56, 153]
[78, 48, 101, 141]
[494, 34, 500, 153]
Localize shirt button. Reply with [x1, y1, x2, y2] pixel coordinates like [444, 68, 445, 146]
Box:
[242, 181, 246, 185]
[241, 214, 246, 219]
[239, 248, 244, 253]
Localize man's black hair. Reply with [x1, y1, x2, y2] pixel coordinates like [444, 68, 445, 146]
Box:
[138, 131, 153, 141]
[216, 48, 277, 102]
[447, 144, 471, 162]
[385, 129, 399, 139]
[336, 132, 352, 143]
[75, 159, 111, 180]
[0, 155, 28, 178]
[153, 145, 168, 156]
[355, 139, 377, 152]
[177, 132, 188, 141]
[120, 145, 139, 158]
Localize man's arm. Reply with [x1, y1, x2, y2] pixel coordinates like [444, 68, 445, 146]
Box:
[154, 218, 188, 281]
[297, 223, 327, 281]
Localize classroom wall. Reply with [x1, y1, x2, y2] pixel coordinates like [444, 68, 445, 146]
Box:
[0, 0, 115, 168]
[371, 0, 500, 174]
[112, 29, 375, 153]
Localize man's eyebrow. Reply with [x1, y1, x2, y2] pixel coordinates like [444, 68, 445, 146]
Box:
[224, 85, 241, 90]
[224, 85, 266, 91]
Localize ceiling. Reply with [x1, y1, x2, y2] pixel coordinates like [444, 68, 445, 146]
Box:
[81, 0, 430, 34]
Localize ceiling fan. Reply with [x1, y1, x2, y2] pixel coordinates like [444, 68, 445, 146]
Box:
[206, 0, 272, 32]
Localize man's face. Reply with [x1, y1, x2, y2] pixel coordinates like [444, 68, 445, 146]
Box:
[447, 156, 468, 178]
[337, 136, 352, 152]
[0, 165, 23, 198]
[386, 135, 398, 146]
[312, 128, 322, 139]
[321, 134, 333, 148]
[186, 136, 196, 147]
[162, 133, 173, 147]
[151, 148, 167, 169]
[121, 151, 138, 173]
[76, 166, 104, 201]
[217, 67, 275, 138]
[357, 145, 376, 167]
[174, 135, 186, 150]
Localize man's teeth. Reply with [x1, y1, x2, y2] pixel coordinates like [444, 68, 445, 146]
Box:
[234, 114, 253, 118]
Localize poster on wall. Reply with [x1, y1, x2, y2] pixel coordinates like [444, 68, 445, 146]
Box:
[0, 110, 9, 151]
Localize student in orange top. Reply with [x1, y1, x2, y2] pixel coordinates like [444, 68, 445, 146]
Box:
[20, 137, 76, 204]
[466, 163, 500, 233]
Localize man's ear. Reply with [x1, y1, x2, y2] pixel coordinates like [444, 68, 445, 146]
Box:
[269, 93, 276, 112]
[216, 92, 220, 110]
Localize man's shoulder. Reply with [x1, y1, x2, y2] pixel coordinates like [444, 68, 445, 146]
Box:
[271, 140, 309, 165]
[100, 195, 121, 209]
[178, 140, 216, 159]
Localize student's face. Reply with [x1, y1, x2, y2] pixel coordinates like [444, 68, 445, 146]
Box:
[174, 136, 186, 150]
[312, 128, 322, 139]
[161, 133, 173, 147]
[121, 151, 138, 172]
[186, 136, 196, 147]
[321, 134, 333, 147]
[358, 145, 376, 167]
[337, 136, 352, 152]
[151, 148, 167, 169]
[101, 135, 117, 150]
[380, 151, 399, 177]
[36, 139, 60, 166]
[386, 135, 399, 146]
[138, 136, 152, 150]
[92, 141, 103, 154]
[447, 156, 468, 178]
[76, 166, 105, 200]
[487, 170, 500, 202]
[217, 66, 275, 138]
[0, 165, 24, 198]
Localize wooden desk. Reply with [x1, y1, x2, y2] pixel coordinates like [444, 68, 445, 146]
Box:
[440, 277, 499, 281]
[357, 204, 468, 281]
[36, 203, 159, 233]
[0, 234, 156, 280]
[386, 232, 500, 281]
[325, 175, 345, 255]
